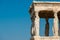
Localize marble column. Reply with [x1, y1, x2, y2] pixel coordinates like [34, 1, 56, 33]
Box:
[31, 11, 39, 36]
[53, 12, 58, 36]
[45, 18, 49, 36]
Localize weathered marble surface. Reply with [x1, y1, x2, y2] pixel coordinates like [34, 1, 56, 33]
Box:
[29, 1, 60, 40]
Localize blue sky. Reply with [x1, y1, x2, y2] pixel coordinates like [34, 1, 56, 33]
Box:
[0, 0, 60, 40]
[0, 0, 32, 40]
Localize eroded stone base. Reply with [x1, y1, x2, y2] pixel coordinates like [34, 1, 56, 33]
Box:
[30, 36, 60, 40]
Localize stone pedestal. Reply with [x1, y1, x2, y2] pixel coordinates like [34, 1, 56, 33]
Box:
[30, 36, 60, 40]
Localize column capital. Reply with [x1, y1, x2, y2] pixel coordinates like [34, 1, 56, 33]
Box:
[53, 10, 58, 14]
[34, 11, 39, 18]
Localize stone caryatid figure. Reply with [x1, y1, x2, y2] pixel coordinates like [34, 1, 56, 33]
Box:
[31, 13, 36, 36]
[45, 18, 49, 36]
[30, 11, 40, 36]
[57, 11, 60, 36]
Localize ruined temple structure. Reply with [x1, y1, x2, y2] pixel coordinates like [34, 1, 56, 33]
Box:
[29, 0, 60, 40]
